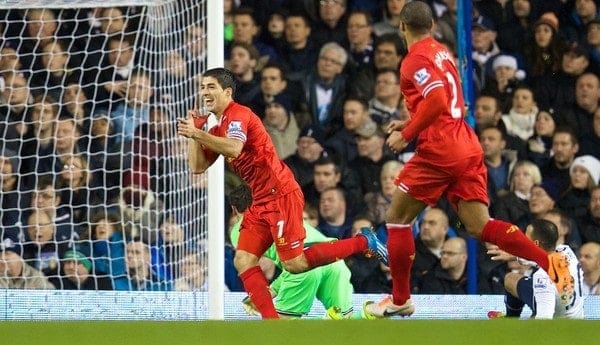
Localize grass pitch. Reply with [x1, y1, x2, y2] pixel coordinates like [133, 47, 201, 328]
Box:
[1, 319, 596, 345]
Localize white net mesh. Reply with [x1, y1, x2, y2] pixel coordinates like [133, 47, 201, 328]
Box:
[0, 1, 209, 292]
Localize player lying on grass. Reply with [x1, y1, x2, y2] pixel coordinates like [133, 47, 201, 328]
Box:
[487, 218, 584, 319]
[228, 184, 363, 319]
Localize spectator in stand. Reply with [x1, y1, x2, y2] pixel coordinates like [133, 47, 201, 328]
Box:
[482, 54, 527, 114]
[502, 85, 539, 142]
[21, 95, 58, 181]
[410, 207, 451, 294]
[28, 174, 72, 226]
[0, 238, 55, 289]
[579, 107, 600, 158]
[182, 21, 207, 77]
[348, 119, 396, 197]
[534, 44, 590, 112]
[345, 10, 375, 72]
[373, 0, 406, 37]
[284, 124, 327, 190]
[479, 126, 518, 205]
[56, 249, 113, 290]
[263, 93, 300, 160]
[523, 12, 568, 88]
[88, 111, 125, 204]
[118, 169, 164, 246]
[16, 9, 68, 69]
[225, 7, 278, 67]
[36, 115, 88, 178]
[279, 12, 319, 81]
[431, 0, 457, 48]
[579, 186, 600, 243]
[0, 43, 24, 74]
[557, 155, 600, 221]
[124, 239, 171, 291]
[248, 62, 310, 129]
[586, 18, 600, 76]
[302, 42, 348, 136]
[22, 209, 73, 286]
[579, 241, 600, 295]
[62, 83, 92, 130]
[345, 216, 390, 293]
[85, 33, 138, 109]
[495, 0, 540, 55]
[56, 154, 101, 226]
[228, 41, 261, 107]
[560, 72, 600, 140]
[542, 208, 583, 255]
[261, 8, 288, 53]
[174, 250, 209, 291]
[110, 68, 153, 144]
[363, 147, 409, 221]
[302, 155, 361, 215]
[419, 237, 493, 294]
[472, 15, 501, 92]
[493, 160, 542, 224]
[348, 32, 405, 101]
[473, 94, 525, 155]
[368, 68, 407, 128]
[525, 108, 557, 168]
[85, 210, 128, 290]
[158, 213, 187, 282]
[223, 0, 237, 44]
[541, 126, 580, 196]
[561, 0, 599, 44]
[325, 96, 372, 164]
[0, 149, 27, 228]
[516, 182, 561, 230]
[318, 187, 353, 240]
[29, 38, 81, 100]
[0, 71, 31, 154]
[312, 0, 349, 49]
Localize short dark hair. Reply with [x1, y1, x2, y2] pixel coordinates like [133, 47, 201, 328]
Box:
[203, 67, 237, 94]
[529, 218, 559, 251]
[399, 1, 434, 34]
[228, 183, 253, 213]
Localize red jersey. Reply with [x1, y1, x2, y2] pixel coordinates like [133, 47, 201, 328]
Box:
[400, 37, 482, 161]
[208, 101, 300, 203]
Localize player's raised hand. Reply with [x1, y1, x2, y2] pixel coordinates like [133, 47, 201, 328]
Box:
[177, 110, 200, 139]
[386, 120, 406, 134]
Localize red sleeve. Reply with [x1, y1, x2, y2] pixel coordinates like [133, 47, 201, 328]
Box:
[401, 87, 448, 142]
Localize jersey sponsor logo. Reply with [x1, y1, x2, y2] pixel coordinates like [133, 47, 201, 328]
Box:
[506, 225, 519, 234]
[413, 68, 431, 86]
[534, 277, 548, 289]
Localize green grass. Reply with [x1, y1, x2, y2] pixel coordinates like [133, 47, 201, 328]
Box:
[1, 319, 597, 345]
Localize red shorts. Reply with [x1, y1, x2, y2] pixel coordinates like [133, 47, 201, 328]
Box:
[236, 189, 306, 261]
[395, 154, 489, 210]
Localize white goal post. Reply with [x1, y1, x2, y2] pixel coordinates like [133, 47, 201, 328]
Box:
[0, 0, 225, 319]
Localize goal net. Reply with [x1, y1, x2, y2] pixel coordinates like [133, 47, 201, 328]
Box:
[0, 0, 224, 310]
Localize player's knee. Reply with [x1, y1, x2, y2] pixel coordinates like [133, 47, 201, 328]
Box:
[281, 256, 309, 274]
[233, 250, 259, 273]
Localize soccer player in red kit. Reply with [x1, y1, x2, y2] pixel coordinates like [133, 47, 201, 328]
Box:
[363, 1, 575, 318]
[177, 68, 386, 319]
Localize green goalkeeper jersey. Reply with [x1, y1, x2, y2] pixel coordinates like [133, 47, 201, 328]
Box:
[230, 219, 355, 317]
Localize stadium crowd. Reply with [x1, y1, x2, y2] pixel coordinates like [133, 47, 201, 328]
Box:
[1, 0, 600, 300]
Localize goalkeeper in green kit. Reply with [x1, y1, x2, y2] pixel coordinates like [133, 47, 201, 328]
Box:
[228, 184, 361, 319]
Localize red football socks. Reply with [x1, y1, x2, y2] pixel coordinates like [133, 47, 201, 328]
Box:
[304, 236, 368, 268]
[387, 224, 415, 305]
[481, 219, 549, 271]
[239, 266, 279, 319]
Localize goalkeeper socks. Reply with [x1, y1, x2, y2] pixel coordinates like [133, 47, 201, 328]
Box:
[239, 266, 279, 319]
[505, 293, 524, 317]
[481, 219, 549, 271]
[304, 236, 367, 268]
[387, 224, 415, 305]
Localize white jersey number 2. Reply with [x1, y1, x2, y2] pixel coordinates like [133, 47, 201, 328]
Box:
[445, 72, 462, 119]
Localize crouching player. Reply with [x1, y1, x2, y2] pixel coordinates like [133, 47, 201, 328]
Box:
[488, 219, 584, 319]
[228, 184, 360, 319]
